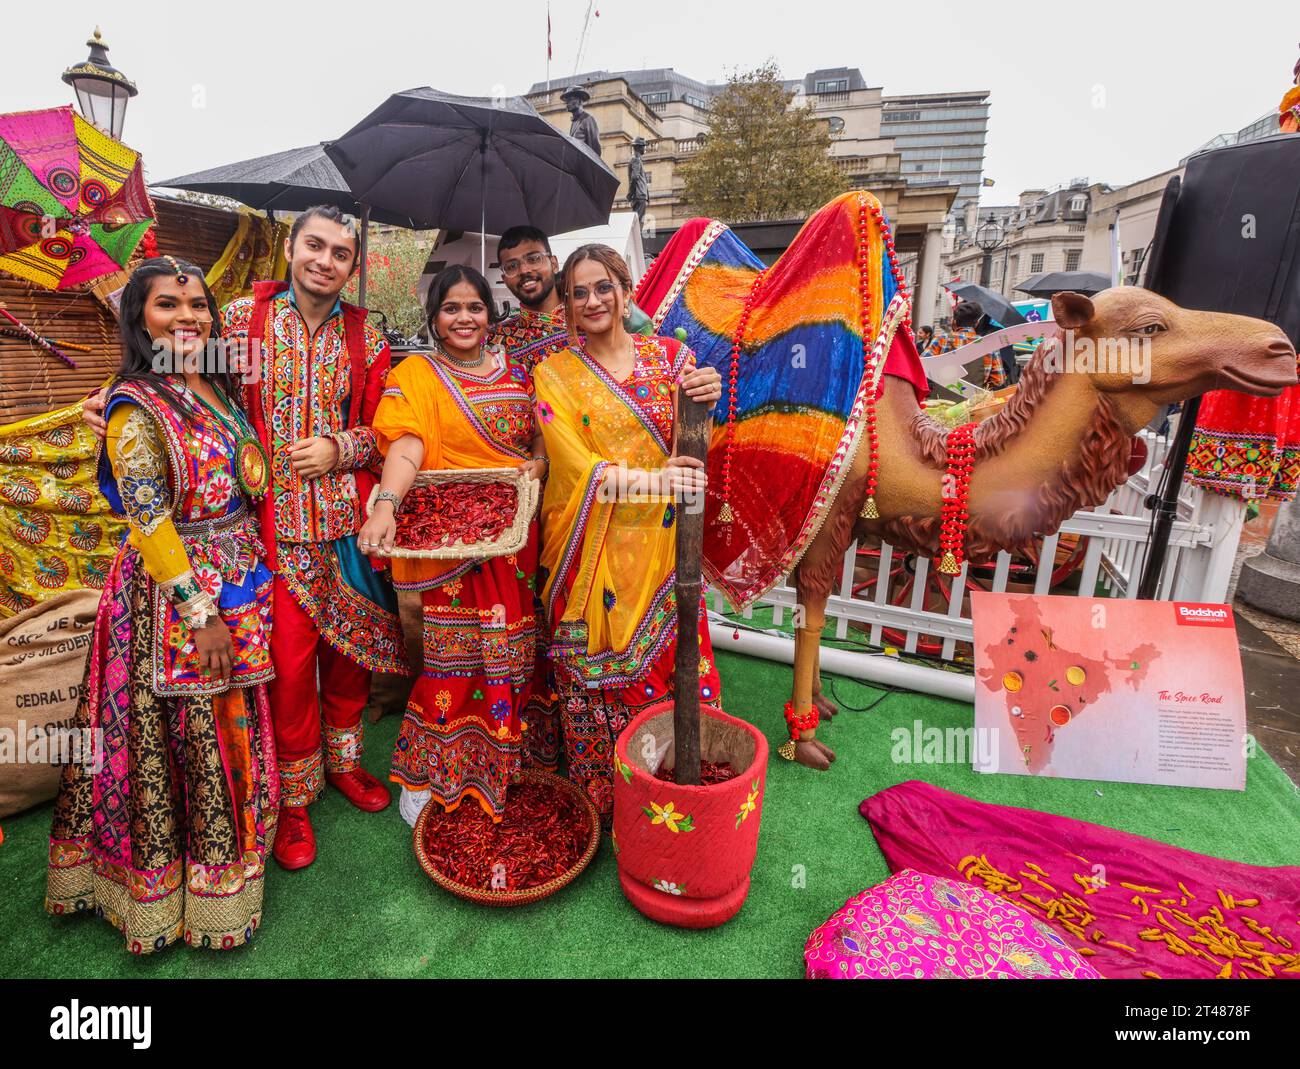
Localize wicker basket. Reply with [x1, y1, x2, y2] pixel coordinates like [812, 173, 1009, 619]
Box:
[366, 466, 539, 560]
[969, 385, 1018, 423]
[413, 769, 601, 907]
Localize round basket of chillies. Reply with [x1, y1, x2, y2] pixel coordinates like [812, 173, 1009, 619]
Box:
[413, 769, 601, 906]
[367, 467, 539, 560]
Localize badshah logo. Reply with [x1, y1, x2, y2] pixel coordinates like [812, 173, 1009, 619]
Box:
[49, 1000, 151, 1049]
[1173, 603, 1233, 628]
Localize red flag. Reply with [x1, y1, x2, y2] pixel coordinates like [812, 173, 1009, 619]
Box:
[547, 7, 553, 59]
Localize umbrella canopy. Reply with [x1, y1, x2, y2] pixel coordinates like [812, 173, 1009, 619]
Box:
[1014, 270, 1111, 297]
[156, 144, 426, 227]
[323, 88, 619, 240]
[0, 106, 154, 291]
[943, 281, 1027, 328]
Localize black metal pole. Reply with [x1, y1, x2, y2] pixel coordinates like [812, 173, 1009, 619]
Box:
[1136, 175, 1187, 600]
[1137, 397, 1201, 599]
[478, 131, 488, 274]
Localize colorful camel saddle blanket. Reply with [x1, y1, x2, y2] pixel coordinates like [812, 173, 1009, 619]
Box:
[635, 194, 928, 609]
[805, 868, 1101, 979]
[862, 781, 1300, 980]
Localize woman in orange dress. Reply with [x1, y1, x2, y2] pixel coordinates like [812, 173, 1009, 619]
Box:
[359, 266, 545, 826]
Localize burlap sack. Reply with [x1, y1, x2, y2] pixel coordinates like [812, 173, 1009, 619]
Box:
[0, 588, 100, 818]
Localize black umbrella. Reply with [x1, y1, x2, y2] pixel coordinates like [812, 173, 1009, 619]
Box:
[944, 281, 1027, 327]
[324, 87, 619, 271]
[157, 144, 426, 227]
[1015, 270, 1111, 297]
[158, 145, 430, 305]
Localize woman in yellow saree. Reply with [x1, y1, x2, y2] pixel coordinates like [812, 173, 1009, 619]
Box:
[535, 245, 723, 821]
[360, 266, 546, 827]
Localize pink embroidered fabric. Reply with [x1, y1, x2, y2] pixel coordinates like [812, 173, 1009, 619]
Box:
[805, 868, 1102, 979]
[862, 781, 1300, 980]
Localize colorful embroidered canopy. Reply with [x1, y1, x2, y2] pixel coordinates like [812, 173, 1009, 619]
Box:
[635, 192, 925, 609]
[0, 106, 154, 291]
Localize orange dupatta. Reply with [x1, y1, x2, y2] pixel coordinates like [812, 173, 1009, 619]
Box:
[371, 351, 532, 590]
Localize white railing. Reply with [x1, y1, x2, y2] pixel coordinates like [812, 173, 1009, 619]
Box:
[710, 427, 1247, 698]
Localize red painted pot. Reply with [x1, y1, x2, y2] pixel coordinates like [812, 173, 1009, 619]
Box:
[612, 701, 768, 929]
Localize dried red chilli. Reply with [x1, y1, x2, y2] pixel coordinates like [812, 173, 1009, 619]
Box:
[397, 481, 518, 549]
[420, 781, 590, 891]
[654, 760, 737, 785]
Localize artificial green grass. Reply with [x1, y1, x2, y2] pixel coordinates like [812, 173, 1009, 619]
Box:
[2, 649, 1297, 978]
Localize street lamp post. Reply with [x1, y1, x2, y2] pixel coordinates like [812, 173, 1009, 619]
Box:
[62, 27, 137, 141]
[974, 217, 1005, 290]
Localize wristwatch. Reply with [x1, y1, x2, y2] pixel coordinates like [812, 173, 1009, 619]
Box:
[375, 489, 403, 511]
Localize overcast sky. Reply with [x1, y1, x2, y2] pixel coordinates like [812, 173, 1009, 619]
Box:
[2, 0, 1292, 205]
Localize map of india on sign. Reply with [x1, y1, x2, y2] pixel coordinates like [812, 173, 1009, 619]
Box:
[971, 593, 1246, 791]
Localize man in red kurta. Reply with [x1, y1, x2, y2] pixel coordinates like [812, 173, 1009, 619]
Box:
[224, 207, 408, 869]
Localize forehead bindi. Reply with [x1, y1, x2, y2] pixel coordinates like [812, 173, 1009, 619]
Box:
[571, 260, 615, 288]
[441, 281, 485, 307]
[149, 277, 208, 302]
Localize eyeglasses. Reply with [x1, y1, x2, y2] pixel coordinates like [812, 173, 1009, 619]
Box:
[570, 280, 618, 302]
[501, 251, 549, 277]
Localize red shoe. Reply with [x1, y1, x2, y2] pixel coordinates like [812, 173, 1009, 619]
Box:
[326, 768, 391, 812]
[273, 805, 316, 870]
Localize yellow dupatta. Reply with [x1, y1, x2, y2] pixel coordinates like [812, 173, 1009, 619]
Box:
[536, 338, 693, 686]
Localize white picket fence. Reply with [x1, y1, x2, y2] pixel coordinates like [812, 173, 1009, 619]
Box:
[710, 427, 1246, 698]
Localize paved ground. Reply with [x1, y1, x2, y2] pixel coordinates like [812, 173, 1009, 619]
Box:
[1231, 499, 1300, 786]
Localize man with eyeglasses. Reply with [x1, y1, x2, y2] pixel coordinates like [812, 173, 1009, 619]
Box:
[490, 225, 572, 374]
[492, 224, 654, 371]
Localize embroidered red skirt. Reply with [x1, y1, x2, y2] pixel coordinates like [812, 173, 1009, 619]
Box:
[388, 541, 539, 822]
[1185, 383, 1300, 501]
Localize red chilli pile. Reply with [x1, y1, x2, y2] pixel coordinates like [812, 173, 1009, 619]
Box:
[420, 780, 589, 891]
[654, 760, 736, 785]
[398, 481, 517, 549]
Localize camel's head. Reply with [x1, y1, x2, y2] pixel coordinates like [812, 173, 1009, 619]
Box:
[1049, 288, 1297, 404]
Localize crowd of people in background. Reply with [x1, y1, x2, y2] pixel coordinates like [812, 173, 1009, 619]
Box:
[913, 299, 1018, 390]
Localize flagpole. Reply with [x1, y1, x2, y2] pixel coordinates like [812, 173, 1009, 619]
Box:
[546, 1, 551, 94]
[575, 0, 594, 75]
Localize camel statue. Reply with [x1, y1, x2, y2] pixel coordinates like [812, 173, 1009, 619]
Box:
[635, 192, 1298, 770]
